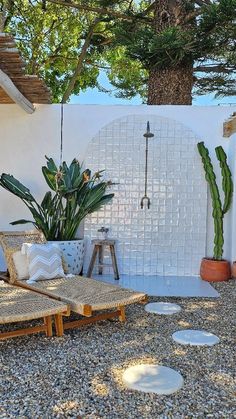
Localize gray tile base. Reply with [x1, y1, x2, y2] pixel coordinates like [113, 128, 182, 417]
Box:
[92, 275, 219, 298]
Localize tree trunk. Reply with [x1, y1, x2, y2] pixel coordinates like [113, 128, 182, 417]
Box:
[147, 0, 194, 105]
[0, 0, 15, 32]
[147, 65, 193, 105]
[61, 17, 100, 103]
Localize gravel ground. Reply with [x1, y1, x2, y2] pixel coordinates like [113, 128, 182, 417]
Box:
[1, 280, 235, 419]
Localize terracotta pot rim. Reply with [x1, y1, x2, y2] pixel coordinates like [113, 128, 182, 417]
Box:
[201, 257, 229, 263]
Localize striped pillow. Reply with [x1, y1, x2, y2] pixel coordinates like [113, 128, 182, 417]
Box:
[22, 243, 65, 284]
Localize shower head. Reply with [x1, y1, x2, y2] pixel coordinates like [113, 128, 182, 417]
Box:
[143, 121, 154, 138]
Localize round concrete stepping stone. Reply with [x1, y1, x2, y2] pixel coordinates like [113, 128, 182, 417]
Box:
[145, 302, 181, 315]
[123, 364, 184, 395]
[172, 329, 220, 346]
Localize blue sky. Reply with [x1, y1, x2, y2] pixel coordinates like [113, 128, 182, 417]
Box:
[70, 71, 236, 106]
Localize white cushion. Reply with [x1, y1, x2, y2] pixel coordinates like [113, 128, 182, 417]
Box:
[12, 251, 29, 280]
[22, 243, 65, 284]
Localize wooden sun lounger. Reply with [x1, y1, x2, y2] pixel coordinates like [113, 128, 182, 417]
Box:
[0, 231, 147, 332]
[0, 281, 68, 340]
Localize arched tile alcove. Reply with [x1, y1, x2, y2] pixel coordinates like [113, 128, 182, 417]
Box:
[84, 114, 207, 276]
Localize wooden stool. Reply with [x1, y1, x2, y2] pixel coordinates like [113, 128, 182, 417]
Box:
[87, 239, 119, 280]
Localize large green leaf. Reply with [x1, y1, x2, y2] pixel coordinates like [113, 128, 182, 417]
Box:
[69, 160, 82, 188]
[10, 219, 34, 225]
[45, 156, 58, 173]
[27, 207, 48, 234]
[42, 167, 57, 191]
[82, 183, 107, 209]
[0, 174, 35, 201]
[62, 161, 69, 173]
[61, 162, 72, 192]
[86, 193, 114, 214]
[41, 191, 53, 211]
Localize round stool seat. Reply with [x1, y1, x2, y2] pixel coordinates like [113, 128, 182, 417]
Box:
[91, 239, 116, 245]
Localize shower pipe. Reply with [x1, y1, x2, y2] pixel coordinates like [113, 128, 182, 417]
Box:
[140, 121, 154, 209]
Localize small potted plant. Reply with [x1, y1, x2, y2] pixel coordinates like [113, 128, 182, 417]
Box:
[197, 142, 233, 282]
[0, 157, 114, 274]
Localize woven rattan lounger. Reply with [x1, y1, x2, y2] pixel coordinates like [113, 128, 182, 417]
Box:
[0, 231, 147, 331]
[0, 281, 68, 339]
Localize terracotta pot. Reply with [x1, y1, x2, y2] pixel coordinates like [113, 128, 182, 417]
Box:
[231, 262, 236, 278]
[200, 258, 231, 282]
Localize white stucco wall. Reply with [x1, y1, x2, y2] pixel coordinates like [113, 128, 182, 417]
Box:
[0, 103, 235, 271]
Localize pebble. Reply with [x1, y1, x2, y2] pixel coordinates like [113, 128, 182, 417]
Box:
[0, 280, 235, 418]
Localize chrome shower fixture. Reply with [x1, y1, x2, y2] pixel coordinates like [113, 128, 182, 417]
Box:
[140, 121, 154, 209]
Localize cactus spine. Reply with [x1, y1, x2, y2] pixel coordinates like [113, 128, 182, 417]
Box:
[197, 142, 233, 260]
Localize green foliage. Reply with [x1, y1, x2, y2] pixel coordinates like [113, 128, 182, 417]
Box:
[105, 46, 148, 99]
[0, 157, 114, 240]
[111, 0, 236, 99]
[197, 142, 233, 260]
[1, 0, 236, 101]
[1, 0, 107, 102]
[194, 73, 236, 98]
[114, 24, 195, 69]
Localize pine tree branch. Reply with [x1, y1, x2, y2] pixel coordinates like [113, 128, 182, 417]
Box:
[194, 65, 234, 74]
[195, 0, 212, 6]
[127, 0, 134, 12]
[45, 0, 151, 23]
[179, 9, 201, 25]
[180, 1, 213, 25]
[140, 3, 155, 17]
[0, 0, 15, 31]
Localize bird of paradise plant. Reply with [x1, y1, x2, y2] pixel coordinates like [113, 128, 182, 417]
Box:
[0, 157, 114, 240]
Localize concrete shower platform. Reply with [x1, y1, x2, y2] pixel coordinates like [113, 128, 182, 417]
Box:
[92, 275, 219, 298]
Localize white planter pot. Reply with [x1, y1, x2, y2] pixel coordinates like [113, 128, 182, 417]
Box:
[50, 239, 85, 275]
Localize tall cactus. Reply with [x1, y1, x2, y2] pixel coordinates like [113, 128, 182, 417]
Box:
[197, 142, 233, 260]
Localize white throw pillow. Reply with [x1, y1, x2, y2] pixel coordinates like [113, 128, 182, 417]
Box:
[12, 251, 29, 280]
[22, 243, 65, 284]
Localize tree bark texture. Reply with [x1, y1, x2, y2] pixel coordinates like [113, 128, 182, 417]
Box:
[148, 65, 193, 105]
[147, 0, 194, 105]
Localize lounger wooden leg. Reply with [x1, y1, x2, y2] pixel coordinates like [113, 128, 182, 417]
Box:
[87, 245, 99, 277]
[44, 316, 53, 337]
[118, 306, 126, 322]
[54, 314, 64, 337]
[0, 325, 47, 340]
[63, 309, 122, 330]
